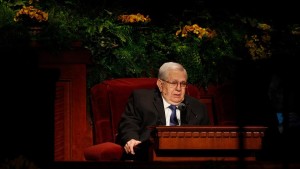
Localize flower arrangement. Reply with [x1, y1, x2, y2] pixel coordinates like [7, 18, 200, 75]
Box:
[171, 23, 235, 88]
[175, 24, 217, 39]
[245, 23, 272, 60]
[14, 5, 48, 26]
[117, 13, 151, 23]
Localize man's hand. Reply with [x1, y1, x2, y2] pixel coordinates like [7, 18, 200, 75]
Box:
[124, 139, 141, 155]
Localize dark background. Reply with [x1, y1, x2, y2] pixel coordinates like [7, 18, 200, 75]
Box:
[0, 0, 298, 166]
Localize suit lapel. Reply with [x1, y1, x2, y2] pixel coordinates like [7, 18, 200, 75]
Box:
[181, 96, 197, 125]
[180, 98, 188, 124]
[153, 91, 166, 125]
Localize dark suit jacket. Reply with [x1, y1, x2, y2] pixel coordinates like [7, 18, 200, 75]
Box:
[117, 88, 210, 146]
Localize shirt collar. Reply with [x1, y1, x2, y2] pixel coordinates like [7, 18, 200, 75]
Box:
[162, 96, 172, 109]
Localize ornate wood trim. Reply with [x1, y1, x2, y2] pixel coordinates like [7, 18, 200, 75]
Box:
[150, 126, 267, 161]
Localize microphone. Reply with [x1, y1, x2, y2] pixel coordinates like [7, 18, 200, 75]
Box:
[178, 103, 186, 111]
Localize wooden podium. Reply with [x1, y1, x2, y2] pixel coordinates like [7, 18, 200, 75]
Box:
[149, 126, 267, 161]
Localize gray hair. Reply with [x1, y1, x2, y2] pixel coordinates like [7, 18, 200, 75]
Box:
[158, 62, 188, 80]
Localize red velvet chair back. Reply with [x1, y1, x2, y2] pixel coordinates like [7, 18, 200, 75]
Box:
[90, 78, 204, 145]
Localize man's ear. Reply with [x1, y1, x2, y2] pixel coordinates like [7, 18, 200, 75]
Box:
[156, 79, 163, 92]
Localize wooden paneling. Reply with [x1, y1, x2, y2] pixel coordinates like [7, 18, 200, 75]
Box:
[38, 47, 93, 161]
[149, 126, 267, 161]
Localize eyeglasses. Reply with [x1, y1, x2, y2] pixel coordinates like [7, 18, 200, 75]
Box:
[161, 79, 187, 88]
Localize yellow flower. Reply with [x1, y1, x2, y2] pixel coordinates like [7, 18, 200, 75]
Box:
[257, 23, 271, 31]
[176, 24, 216, 40]
[118, 13, 151, 23]
[245, 23, 272, 60]
[245, 31, 272, 60]
[14, 5, 48, 25]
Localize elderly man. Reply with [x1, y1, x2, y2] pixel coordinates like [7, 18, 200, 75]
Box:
[117, 62, 210, 161]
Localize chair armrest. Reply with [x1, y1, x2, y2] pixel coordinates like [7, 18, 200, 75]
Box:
[83, 142, 124, 161]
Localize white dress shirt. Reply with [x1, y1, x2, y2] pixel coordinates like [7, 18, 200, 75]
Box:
[162, 97, 181, 126]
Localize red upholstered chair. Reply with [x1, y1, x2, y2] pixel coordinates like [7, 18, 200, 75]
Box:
[83, 78, 209, 161]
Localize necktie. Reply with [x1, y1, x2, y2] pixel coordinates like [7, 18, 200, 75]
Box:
[169, 105, 179, 126]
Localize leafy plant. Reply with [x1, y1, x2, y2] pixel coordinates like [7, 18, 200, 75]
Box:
[3, 1, 296, 91]
[84, 12, 170, 88]
[39, 4, 88, 50]
[163, 23, 238, 88]
[0, 0, 16, 28]
[0, 0, 31, 49]
[83, 11, 249, 89]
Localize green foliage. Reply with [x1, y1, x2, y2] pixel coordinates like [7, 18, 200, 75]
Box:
[2, 1, 298, 90]
[84, 13, 244, 88]
[39, 4, 87, 50]
[163, 27, 237, 87]
[84, 14, 170, 88]
[83, 14, 132, 88]
[0, 1, 30, 49]
[0, 0, 16, 28]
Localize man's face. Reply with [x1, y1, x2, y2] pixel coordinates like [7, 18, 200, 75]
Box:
[157, 70, 187, 105]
